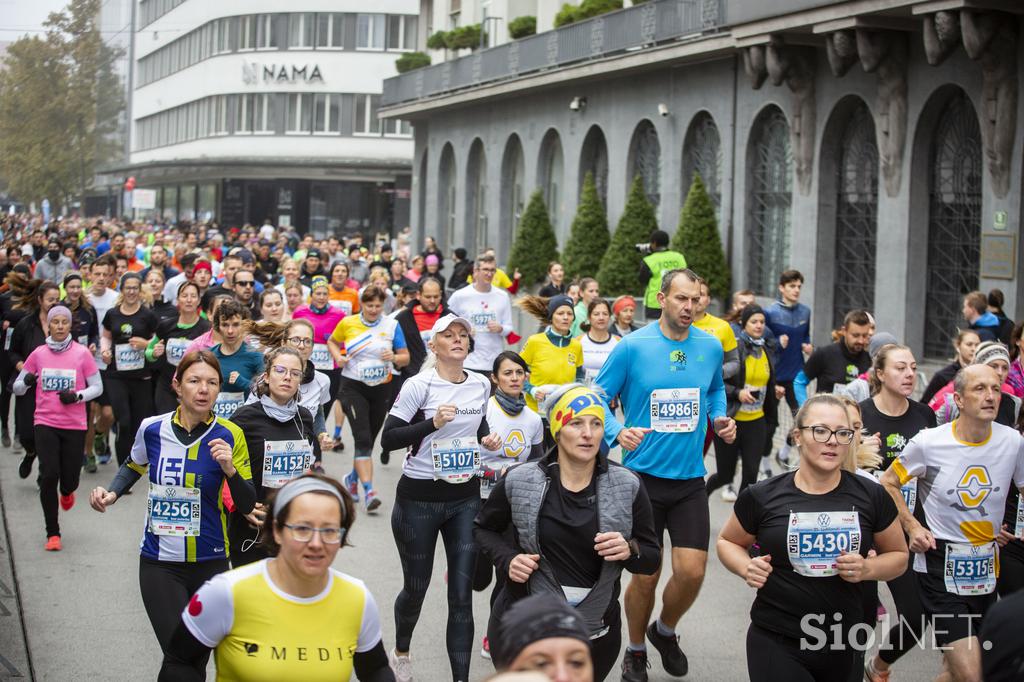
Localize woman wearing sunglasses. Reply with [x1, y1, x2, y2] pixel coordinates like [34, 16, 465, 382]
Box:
[716, 394, 908, 682]
[228, 347, 321, 567]
[158, 474, 393, 681]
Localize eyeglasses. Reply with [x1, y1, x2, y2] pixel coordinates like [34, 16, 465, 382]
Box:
[799, 426, 856, 445]
[235, 280, 254, 287]
[287, 337, 313, 347]
[271, 364, 303, 379]
[283, 523, 344, 544]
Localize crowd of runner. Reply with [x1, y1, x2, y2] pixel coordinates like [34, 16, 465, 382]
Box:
[0, 212, 1022, 682]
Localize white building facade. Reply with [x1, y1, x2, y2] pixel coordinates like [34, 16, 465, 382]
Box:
[119, 0, 417, 236]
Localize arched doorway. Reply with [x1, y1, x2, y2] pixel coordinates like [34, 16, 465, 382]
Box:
[628, 120, 661, 209]
[746, 106, 792, 295]
[465, 139, 487, 254]
[578, 125, 609, 207]
[537, 129, 564, 235]
[438, 143, 456, 252]
[499, 134, 526, 259]
[682, 112, 722, 219]
[923, 92, 982, 358]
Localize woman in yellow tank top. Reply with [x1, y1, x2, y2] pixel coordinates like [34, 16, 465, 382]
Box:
[158, 474, 393, 681]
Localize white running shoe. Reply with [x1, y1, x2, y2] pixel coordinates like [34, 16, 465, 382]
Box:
[720, 485, 737, 502]
[389, 648, 414, 682]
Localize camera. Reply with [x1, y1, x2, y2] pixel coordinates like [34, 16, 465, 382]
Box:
[634, 243, 652, 254]
[658, 103, 669, 117]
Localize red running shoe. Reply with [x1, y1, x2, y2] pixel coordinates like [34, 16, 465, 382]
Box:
[59, 492, 75, 511]
[45, 536, 62, 551]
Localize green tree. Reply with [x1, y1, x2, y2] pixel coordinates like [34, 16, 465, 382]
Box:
[672, 173, 730, 299]
[0, 0, 124, 205]
[508, 190, 560, 286]
[395, 52, 431, 73]
[597, 175, 658, 296]
[562, 172, 609, 281]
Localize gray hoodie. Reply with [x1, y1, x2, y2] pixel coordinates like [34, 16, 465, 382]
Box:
[34, 254, 74, 283]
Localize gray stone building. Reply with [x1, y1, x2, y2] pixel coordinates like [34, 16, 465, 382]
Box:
[381, 0, 1023, 358]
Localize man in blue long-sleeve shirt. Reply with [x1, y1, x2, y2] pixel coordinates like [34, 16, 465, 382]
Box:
[764, 269, 812, 468]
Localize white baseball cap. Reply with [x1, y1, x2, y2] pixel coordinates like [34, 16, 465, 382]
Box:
[430, 313, 473, 337]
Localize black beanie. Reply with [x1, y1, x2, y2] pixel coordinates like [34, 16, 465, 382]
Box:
[740, 303, 765, 329]
[490, 595, 591, 670]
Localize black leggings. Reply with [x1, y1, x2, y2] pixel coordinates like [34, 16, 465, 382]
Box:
[339, 377, 390, 460]
[139, 556, 228, 654]
[878, 561, 928, 665]
[707, 418, 768, 494]
[15, 392, 35, 453]
[106, 376, 155, 466]
[392, 494, 479, 681]
[998, 544, 1024, 597]
[35, 425, 85, 538]
[0, 363, 13, 432]
[746, 623, 856, 682]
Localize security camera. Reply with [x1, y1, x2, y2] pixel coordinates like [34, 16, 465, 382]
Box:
[658, 103, 669, 117]
[569, 96, 587, 112]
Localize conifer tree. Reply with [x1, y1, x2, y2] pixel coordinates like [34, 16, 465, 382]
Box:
[562, 172, 610, 282]
[508, 190, 560, 286]
[596, 175, 659, 296]
[672, 173, 730, 299]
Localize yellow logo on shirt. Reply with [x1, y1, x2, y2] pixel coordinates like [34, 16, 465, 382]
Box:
[503, 429, 526, 458]
[948, 465, 999, 515]
[567, 353, 577, 365]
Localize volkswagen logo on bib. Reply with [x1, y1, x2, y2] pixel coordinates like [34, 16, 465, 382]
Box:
[817, 513, 830, 527]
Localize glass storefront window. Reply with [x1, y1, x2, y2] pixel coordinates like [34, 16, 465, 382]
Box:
[179, 184, 197, 222]
[162, 186, 178, 224]
[198, 183, 217, 222]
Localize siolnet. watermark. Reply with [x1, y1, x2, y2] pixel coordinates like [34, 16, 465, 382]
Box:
[799, 612, 992, 652]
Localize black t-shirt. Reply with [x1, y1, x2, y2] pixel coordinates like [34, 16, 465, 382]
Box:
[859, 398, 936, 470]
[151, 316, 211, 383]
[803, 342, 871, 394]
[229, 401, 319, 498]
[733, 470, 898, 639]
[103, 305, 158, 379]
[539, 472, 602, 589]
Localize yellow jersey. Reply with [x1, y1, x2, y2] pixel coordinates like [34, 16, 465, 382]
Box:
[181, 559, 383, 681]
[692, 313, 737, 352]
[521, 332, 584, 413]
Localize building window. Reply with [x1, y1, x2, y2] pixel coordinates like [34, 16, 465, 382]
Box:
[289, 13, 314, 49]
[386, 15, 417, 51]
[539, 131, 563, 232]
[384, 119, 412, 137]
[240, 15, 275, 50]
[924, 92, 982, 358]
[313, 94, 341, 133]
[628, 120, 661, 209]
[355, 94, 381, 134]
[237, 94, 270, 134]
[357, 14, 386, 50]
[213, 95, 229, 135]
[287, 93, 313, 133]
[316, 14, 344, 48]
[682, 112, 722, 217]
[578, 125, 609, 207]
[746, 106, 792, 296]
[216, 18, 232, 54]
[832, 102, 878, 329]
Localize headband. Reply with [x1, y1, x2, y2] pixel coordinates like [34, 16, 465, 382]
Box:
[612, 295, 635, 316]
[310, 275, 329, 291]
[272, 477, 347, 523]
[546, 383, 605, 438]
[192, 261, 212, 274]
[491, 595, 591, 668]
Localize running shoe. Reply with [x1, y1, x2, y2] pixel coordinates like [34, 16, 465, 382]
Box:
[44, 536, 62, 552]
[365, 490, 381, 513]
[774, 443, 791, 469]
[480, 636, 491, 659]
[310, 461, 325, 474]
[84, 454, 97, 474]
[620, 649, 650, 682]
[388, 649, 414, 682]
[646, 621, 688, 677]
[344, 471, 360, 502]
[18, 454, 34, 479]
[332, 440, 345, 453]
[720, 485, 737, 502]
[1, 428, 10, 448]
[59, 492, 75, 511]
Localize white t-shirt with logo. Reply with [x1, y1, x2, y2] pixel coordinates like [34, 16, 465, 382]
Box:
[89, 288, 119, 370]
[446, 285, 513, 372]
[481, 396, 544, 472]
[579, 333, 619, 388]
[389, 369, 490, 481]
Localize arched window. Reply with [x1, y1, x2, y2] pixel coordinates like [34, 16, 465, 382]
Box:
[465, 139, 487, 254]
[578, 125, 609, 207]
[628, 120, 661, 208]
[746, 106, 792, 295]
[500, 134, 526, 258]
[438, 143, 456, 252]
[538, 130, 564, 233]
[682, 112, 722, 217]
[832, 102, 878, 328]
[924, 92, 982, 358]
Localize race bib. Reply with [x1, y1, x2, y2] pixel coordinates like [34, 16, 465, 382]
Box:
[310, 343, 333, 371]
[738, 384, 766, 414]
[3, 328, 11, 351]
[147, 483, 200, 537]
[650, 388, 700, 433]
[944, 542, 997, 596]
[470, 311, 497, 332]
[115, 343, 145, 371]
[166, 338, 190, 367]
[213, 391, 244, 419]
[786, 511, 862, 577]
[431, 436, 480, 483]
[40, 368, 76, 392]
[1016, 495, 1023, 538]
[360, 363, 391, 386]
[583, 368, 600, 388]
[263, 439, 314, 488]
[901, 480, 917, 513]
[329, 299, 353, 316]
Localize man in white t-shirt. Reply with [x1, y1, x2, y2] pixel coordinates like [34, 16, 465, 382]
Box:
[446, 254, 513, 375]
[85, 254, 118, 465]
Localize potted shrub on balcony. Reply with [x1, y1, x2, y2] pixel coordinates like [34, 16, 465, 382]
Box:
[395, 52, 431, 73]
[426, 31, 448, 50]
[555, 0, 625, 27]
[508, 16, 537, 39]
[445, 24, 484, 50]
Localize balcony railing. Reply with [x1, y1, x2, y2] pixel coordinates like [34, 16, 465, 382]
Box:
[382, 0, 725, 107]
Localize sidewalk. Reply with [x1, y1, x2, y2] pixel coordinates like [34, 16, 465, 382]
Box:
[0, 461, 33, 680]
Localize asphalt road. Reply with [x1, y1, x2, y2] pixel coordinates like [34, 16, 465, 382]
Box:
[0, 419, 944, 681]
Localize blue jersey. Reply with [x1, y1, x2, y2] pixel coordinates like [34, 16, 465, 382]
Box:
[128, 410, 252, 563]
[764, 301, 811, 382]
[594, 322, 727, 481]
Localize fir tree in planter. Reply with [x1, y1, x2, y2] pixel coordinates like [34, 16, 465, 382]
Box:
[672, 173, 730, 299]
[597, 176, 659, 297]
[508, 190, 560, 286]
[562, 172, 610, 282]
